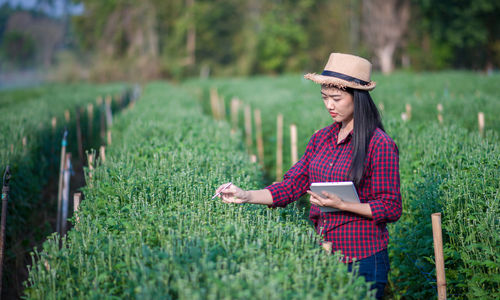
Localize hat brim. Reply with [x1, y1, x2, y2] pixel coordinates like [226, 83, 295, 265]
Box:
[304, 73, 376, 91]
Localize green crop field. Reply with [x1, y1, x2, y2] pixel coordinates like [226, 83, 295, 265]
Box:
[187, 71, 500, 299]
[0, 83, 128, 296]
[2, 72, 499, 299]
[23, 82, 373, 299]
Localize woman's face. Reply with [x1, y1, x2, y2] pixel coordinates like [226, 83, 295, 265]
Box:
[321, 86, 354, 124]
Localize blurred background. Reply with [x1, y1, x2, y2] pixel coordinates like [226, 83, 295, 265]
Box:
[0, 0, 499, 87]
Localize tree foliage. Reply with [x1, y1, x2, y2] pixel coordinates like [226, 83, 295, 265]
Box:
[3, 0, 498, 78]
[410, 0, 500, 70]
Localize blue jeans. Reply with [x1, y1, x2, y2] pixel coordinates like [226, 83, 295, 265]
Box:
[347, 249, 390, 300]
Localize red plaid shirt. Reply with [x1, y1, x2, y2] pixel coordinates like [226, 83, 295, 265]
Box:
[266, 122, 401, 262]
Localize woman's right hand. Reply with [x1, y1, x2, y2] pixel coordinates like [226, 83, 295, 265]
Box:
[215, 183, 250, 204]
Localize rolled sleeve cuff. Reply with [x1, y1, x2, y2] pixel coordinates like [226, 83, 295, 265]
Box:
[369, 200, 386, 224]
[265, 182, 287, 208]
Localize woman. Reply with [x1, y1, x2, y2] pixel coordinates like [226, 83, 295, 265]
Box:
[215, 53, 402, 299]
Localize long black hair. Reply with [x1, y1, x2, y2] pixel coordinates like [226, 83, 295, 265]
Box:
[346, 88, 384, 186]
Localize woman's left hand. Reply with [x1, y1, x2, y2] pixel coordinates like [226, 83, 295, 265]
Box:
[307, 190, 346, 210]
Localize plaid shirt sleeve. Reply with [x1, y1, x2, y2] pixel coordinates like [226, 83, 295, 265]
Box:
[367, 134, 402, 224]
[265, 133, 316, 207]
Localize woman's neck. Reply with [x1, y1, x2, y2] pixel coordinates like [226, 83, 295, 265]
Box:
[341, 118, 354, 132]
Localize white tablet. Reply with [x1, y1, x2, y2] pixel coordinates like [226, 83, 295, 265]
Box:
[310, 181, 360, 213]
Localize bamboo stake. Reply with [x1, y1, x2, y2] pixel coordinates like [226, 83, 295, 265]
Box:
[254, 109, 264, 165]
[73, 193, 81, 224]
[99, 145, 106, 163]
[210, 88, 218, 119]
[87, 153, 94, 187]
[276, 114, 283, 182]
[64, 110, 70, 123]
[56, 130, 68, 235]
[230, 97, 239, 130]
[51, 117, 57, 135]
[105, 95, 113, 128]
[478, 112, 484, 136]
[378, 102, 384, 112]
[290, 124, 298, 165]
[75, 108, 84, 163]
[431, 213, 447, 300]
[437, 104, 443, 124]
[100, 100, 106, 141]
[401, 112, 408, 122]
[22, 136, 27, 149]
[0, 166, 11, 296]
[61, 153, 71, 236]
[107, 130, 112, 145]
[96, 96, 103, 107]
[87, 103, 94, 141]
[244, 105, 252, 150]
[406, 103, 412, 120]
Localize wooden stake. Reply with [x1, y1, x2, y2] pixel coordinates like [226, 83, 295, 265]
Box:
[87, 103, 94, 141]
[73, 193, 81, 224]
[99, 145, 106, 163]
[51, 117, 57, 134]
[405, 103, 412, 120]
[290, 124, 298, 165]
[0, 166, 11, 296]
[378, 102, 384, 112]
[250, 154, 257, 163]
[401, 112, 408, 122]
[105, 95, 113, 128]
[230, 97, 239, 130]
[56, 131, 68, 235]
[244, 105, 252, 150]
[107, 130, 112, 145]
[75, 108, 84, 163]
[22, 137, 27, 149]
[64, 110, 70, 122]
[96, 96, 103, 107]
[254, 109, 264, 165]
[437, 104, 443, 124]
[276, 114, 283, 182]
[210, 88, 219, 119]
[61, 153, 71, 236]
[478, 112, 485, 136]
[431, 213, 447, 300]
[87, 153, 94, 186]
[100, 101, 106, 141]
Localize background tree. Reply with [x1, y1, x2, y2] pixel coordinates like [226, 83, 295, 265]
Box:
[361, 0, 410, 74]
[411, 0, 500, 71]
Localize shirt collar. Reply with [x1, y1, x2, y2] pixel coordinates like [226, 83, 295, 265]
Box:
[330, 122, 353, 145]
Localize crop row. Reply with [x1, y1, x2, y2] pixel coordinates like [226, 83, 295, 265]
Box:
[187, 72, 499, 299]
[0, 83, 127, 297]
[24, 82, 373, 299]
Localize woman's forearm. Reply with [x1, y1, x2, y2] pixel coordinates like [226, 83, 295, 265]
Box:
[341, 202, 373, 219]
[246, 189, 274, 205]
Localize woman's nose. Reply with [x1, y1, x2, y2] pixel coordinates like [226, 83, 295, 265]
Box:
[325, 99, 335, 109]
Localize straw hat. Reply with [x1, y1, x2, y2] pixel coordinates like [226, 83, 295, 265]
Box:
[304, 53, 376, 91]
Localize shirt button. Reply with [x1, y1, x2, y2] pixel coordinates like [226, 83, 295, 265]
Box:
[329, 163, 333, 166]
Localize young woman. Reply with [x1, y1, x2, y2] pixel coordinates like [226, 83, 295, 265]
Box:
[215, 53, 402, 299]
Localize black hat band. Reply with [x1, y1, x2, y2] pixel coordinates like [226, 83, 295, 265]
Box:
[320, 70, 370, 86]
